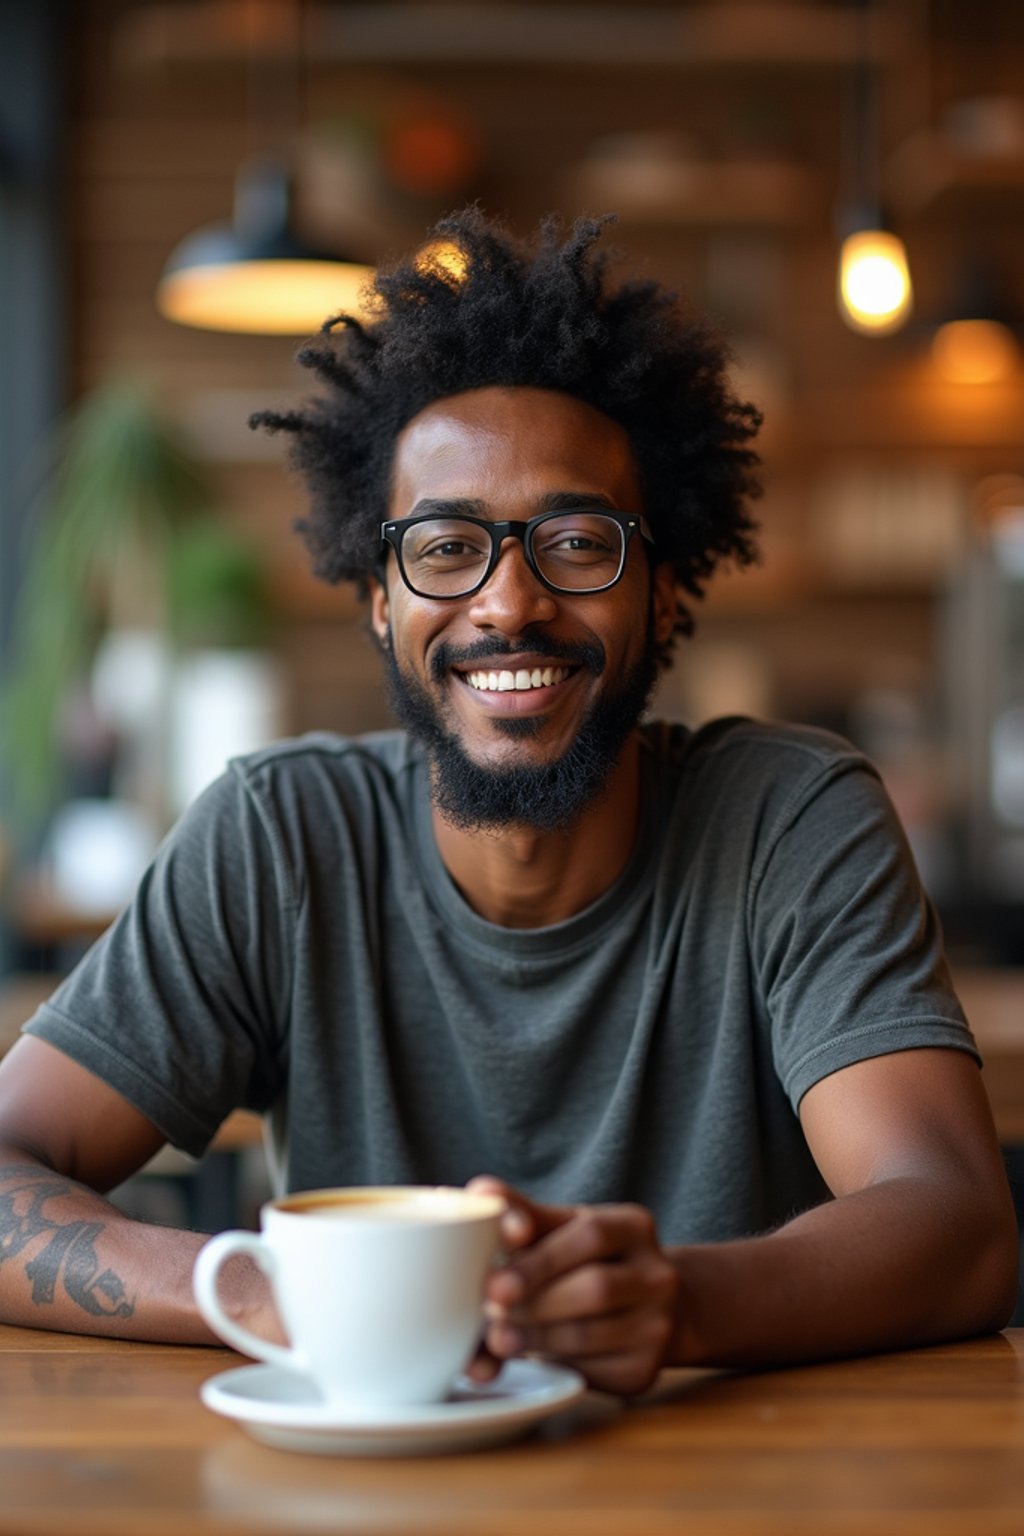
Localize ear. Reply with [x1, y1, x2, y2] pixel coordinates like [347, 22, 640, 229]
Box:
[652, 561, 677, 648]
[368, 573, 390, 645]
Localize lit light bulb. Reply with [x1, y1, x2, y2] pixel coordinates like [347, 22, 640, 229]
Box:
[931, 319, 1018, 384]
[838, 229, 913, 335]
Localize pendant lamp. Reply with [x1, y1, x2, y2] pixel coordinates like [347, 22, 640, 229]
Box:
[835, 1, 912, 337]
[156, 156, 375, 335]
[838, 219, 913, 336]
[931, 263, 1019, 384]
[933, 318, 1018, 384]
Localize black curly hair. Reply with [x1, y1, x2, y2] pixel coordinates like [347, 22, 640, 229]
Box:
[251, 206, 762, 648]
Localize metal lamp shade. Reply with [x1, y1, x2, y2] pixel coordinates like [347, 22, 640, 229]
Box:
[156, 159, 375, 334]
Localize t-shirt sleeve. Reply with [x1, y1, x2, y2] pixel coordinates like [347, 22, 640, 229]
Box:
[749, 753, 978, 1110]
[24, 764, 296, 1157]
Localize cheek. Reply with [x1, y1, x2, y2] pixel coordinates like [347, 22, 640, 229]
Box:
[382, 594, 450, 671]
[606, 583, 654, 661]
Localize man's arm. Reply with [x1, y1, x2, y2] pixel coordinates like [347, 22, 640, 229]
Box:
[0, 1036, 269, 1341]
[474, 1048, 1019, 1393]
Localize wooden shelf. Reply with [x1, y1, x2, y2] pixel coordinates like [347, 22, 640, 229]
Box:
[887, 130, 1024, 220]
[121, 3, 911, 70]
[568, 157, 820, 228]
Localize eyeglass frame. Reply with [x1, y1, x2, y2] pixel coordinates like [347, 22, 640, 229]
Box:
[379, 507, 656, 600]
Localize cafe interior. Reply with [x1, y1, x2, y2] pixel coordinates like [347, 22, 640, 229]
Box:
[2, 0, 1024, 1235]
[0, 0, 1022, 1298]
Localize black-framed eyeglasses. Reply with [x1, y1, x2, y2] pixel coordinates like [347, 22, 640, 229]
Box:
[380, 508, 654, 600]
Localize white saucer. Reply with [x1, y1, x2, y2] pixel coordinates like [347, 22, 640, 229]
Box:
[200, 1358, 586, 1456]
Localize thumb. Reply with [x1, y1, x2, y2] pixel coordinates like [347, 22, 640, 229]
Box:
[466, 1175, 573, 1250]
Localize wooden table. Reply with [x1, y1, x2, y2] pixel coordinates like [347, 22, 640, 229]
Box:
[2, 1325, 1024, 1536]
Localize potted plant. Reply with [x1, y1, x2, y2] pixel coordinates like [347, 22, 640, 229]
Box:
[0, 379, 276, 890]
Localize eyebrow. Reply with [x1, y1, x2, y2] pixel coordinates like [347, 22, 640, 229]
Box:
[405, 491, 622, 519]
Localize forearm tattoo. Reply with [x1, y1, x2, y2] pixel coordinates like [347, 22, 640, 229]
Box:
[0, 1165, 135, 1319]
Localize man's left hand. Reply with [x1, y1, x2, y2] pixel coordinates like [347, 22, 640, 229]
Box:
[465, 1176, 678, 1396]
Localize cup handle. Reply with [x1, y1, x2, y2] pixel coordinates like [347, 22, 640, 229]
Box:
[193, 1230, 306, 1373]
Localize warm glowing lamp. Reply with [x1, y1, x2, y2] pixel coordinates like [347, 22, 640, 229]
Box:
[838, 228, 913, 335]
[157, 159, 375, 335]
[835, 17, 913, 340]
[930, 264, 1019, 383]
[932, 319, 1018, 384]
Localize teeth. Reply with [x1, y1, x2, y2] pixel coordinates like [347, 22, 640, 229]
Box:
[466, 666, 569, 693]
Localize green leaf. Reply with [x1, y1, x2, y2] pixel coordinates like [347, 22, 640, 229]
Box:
[0, 379, 218, 835]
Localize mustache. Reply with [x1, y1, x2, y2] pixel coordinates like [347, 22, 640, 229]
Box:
[430, 634, 605, 684]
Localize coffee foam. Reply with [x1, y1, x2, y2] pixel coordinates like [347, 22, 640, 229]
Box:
[275, 1187, 504, 1222]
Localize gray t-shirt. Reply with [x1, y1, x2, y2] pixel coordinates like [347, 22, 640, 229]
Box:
[27, 719, 976, 1243]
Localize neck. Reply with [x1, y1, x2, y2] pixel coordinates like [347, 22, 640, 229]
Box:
[430, 733, 644, 928]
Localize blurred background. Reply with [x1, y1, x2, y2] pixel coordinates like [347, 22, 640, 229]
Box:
[1, 0, 1023, 1225]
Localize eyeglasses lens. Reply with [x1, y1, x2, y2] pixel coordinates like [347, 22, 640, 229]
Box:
[400, 513, 625, 596]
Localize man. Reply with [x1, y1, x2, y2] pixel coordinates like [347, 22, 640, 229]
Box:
[0, 210, 1015, 1394]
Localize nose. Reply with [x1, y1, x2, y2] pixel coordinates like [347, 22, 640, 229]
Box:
[466, 536, 558, 632]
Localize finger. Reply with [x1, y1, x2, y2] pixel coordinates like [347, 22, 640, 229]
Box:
[466, 1175, 574, 1252]
[465, 1176, 534, 1249]
[489, 1204, 659, 1306]
[561, 1348, 667, 1398]
[487, 1301, 674, 1366]
[496, 1251, 676, 1328]
[462, 1344, 503, 1384]
[488, 1257, 639, 1327]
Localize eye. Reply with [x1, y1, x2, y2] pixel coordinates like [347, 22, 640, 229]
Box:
[426, 538, 475, 558]
[554, 532, 608, 552]
[405, 520, 491, 568]
[535, 513, 621, 564]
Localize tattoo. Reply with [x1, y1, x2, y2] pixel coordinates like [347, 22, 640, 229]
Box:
[0, 1165, 135, 1319]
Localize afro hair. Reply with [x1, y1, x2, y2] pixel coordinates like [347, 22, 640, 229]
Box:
[251, 206, 762, 647]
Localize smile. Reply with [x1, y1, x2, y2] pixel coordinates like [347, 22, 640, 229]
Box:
[465, 666, 571, 693]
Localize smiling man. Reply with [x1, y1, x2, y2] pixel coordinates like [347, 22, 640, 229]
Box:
[375, 388, 673, 865]
[0, 209, 1016, 1385]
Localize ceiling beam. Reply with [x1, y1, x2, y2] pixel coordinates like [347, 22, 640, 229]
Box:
[119, 2, 912, 70]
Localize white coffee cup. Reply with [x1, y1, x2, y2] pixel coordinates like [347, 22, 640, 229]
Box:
[193, 1185, 505, 1411]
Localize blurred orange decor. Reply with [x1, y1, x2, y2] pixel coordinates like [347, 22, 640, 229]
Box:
[383, 100, 482, 199]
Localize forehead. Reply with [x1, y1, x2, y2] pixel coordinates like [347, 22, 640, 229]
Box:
[388, 387, 643, 516]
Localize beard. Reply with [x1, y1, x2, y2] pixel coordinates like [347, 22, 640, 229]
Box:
[381, 621, 660, 833]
